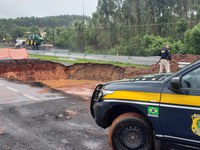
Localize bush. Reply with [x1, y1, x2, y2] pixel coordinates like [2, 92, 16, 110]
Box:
[143, 35, 171, 56]
[170, 40, 184, 54]
[184, 23, 200, 54]
[84, 46, 101, 54]
[108, 36, 145, 56]
[142, 34, 184, 55]
[108, 44, 128, 55]
[108, 34, 185, 56]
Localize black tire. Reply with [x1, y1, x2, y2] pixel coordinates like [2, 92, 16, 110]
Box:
[109, 113, 154, 150]
[154, 139, 161, 150]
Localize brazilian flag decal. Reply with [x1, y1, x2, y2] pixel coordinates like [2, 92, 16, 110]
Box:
[148, 106, 159, 117]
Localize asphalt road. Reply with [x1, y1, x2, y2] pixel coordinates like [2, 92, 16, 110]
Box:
[0, 78, 197, 150]
[0, 78, 109, 150]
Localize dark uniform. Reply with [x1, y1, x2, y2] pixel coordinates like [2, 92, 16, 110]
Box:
[159, 46, 171, 73]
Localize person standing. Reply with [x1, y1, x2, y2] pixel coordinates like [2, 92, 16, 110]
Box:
[159, 44, 172, 73]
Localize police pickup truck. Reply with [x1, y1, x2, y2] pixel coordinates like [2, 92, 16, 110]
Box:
[90, 60, 200, 150]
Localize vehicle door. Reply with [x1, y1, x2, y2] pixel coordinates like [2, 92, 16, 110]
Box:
[160, 66, 200, 144]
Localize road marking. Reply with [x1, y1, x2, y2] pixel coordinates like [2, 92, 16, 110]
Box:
[6, 87, 19, 92]
[39, 96, 66, 101]
[22, 94, 40, 101]
[0, 83, 4, 86]
[48, 96, 66, 100]
[0, 100, 31, 104]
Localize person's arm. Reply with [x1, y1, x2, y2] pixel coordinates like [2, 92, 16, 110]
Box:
[166, 50, 172, 61]
[157, 50, 161, 64]
[159, 50, 161, 56]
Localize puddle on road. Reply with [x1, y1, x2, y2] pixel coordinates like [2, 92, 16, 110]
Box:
[39, 79, 102, 100]
[0, 128, 5, 135]
[38, 88, 51, 94]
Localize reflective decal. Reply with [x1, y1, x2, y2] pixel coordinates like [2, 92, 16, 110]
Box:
[103, 91, 160, 103]
[148, 106, 159, 117]
[191, 114, 200, 136]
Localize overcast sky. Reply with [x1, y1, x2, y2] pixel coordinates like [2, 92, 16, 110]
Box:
[0, 0, 98, 19]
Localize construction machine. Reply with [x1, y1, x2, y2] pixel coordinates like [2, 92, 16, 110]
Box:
[15, 33, 53, 50]
[26, 34, 44, 49]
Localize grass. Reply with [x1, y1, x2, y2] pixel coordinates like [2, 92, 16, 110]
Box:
[29, 54, 149, 68]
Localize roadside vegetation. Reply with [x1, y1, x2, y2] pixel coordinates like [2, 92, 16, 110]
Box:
[29, 54, 149, 68]
[0, 0, 200, 56]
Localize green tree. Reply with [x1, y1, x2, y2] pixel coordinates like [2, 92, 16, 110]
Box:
[175, 18, 188, 40]
[74, 21, 85, 52]
[54, 27, 74, 49]
[184, 23, 200, 54]
[11, 27, 27, 42]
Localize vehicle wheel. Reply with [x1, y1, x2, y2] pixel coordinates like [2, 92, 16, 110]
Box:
[154, 139, 161, 150]
[109, 113, 154, 150]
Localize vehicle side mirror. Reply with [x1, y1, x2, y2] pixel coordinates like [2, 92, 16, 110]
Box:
[170, 77, 181, 90]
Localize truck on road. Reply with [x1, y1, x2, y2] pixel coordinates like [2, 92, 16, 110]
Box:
[91, 60, 200, 150]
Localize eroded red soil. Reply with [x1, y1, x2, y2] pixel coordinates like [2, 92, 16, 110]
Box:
[0, 54, 199, 98]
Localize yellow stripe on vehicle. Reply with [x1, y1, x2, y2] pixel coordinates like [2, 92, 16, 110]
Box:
[161, 93, 200, 107]
[103, 91, 200, 107]
[103, 91, 161, 103]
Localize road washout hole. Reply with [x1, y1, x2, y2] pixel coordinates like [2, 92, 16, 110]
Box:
[0, 54, 199, 99]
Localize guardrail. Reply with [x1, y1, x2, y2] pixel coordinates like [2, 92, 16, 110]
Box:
[28, 49, 160, 66]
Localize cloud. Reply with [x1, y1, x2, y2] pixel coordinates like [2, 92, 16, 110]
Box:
[0, 0, 98, 18]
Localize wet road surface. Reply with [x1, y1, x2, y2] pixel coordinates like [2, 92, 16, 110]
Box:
[0, 78, 109, 150]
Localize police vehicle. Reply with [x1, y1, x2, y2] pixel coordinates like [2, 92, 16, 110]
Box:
[90, 60, 200, 150]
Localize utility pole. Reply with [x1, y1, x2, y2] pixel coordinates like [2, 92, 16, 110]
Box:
[52, 26, 54, 47]
[188, 0, 191, 28]
[83, 0, 85, 24]
[82, 0, 85, 52]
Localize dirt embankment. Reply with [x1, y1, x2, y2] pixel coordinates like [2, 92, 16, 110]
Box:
[149, 54, 200, 73]
[0, 59, 68, 81]
[0, 54, 199, 82]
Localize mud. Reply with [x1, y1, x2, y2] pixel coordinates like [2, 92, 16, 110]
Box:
[0, 54, 199, 82]
[149, 54, 200, 73]
[40, 79, 101, 100]
[0, 54, 199, 99]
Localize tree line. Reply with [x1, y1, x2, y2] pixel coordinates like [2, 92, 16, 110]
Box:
[0, 15, 89, 45]
[86, 0, 200, 55]
[0, 0, 200, 55]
